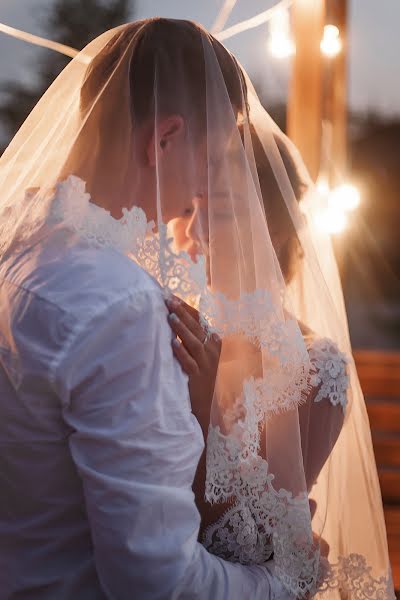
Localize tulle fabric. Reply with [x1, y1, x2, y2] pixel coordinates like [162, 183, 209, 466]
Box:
[0, 18, 394, 599]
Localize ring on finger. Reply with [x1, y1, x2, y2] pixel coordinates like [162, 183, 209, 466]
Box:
[202, 323, 211, 345]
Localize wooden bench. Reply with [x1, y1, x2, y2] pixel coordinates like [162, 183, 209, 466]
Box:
[354, 350, 400, 590]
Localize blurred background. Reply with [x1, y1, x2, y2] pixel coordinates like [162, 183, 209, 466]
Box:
[0, 0, 399, 590]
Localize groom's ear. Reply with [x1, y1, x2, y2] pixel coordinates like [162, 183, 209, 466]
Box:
[146, 115, 185, 167]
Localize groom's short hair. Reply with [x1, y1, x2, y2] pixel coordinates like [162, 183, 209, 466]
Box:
[81, 18, 248, 135]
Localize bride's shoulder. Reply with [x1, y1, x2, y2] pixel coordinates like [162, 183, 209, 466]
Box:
[299, 321, 348, 360]
[303, 330, 349, 366]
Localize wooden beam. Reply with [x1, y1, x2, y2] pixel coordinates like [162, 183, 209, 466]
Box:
[325, 0, 348, 184]
[287, 0, 325, 181]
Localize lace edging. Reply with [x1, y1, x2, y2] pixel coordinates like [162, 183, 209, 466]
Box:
[317, 554, 395, 600]
[204, 425, 319, 597]
[51, 176, 153, 255]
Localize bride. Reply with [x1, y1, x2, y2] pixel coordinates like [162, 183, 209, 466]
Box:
[0, 17, 394, 600]
[167, 101, 395, 598]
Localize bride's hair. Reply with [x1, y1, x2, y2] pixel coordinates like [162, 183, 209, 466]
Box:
[251, 125, 307, 283]
[80, 18, 248, 133]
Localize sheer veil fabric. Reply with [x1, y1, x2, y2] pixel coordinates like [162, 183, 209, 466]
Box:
[0, 18, 394, 599]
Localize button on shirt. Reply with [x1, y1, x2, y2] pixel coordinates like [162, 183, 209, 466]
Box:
[0, 226, 291, 599]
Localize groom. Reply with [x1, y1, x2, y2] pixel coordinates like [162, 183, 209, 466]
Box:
[0, 19, 294, 599]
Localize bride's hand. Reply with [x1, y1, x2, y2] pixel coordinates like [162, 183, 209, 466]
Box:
[166, 296, 221, 437]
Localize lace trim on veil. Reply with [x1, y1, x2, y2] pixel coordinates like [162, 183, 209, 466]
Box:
[204, 424, 319, 597]
[317, 555, 395, 599]
[203, 424, 394, 600]
[202, 341, 394, 599]
[49, 175, 153, 254]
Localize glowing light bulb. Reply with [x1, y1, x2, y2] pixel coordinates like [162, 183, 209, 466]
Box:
[320, 24, 342, 57]
[269, 7, 295, 58]
[269, 34, 295, 58]
[329, 184, 361, 211]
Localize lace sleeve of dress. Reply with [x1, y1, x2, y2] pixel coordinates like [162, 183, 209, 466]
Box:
[306, 337, 350, 413]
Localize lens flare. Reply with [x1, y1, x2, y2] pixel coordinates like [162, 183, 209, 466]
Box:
[314, 205, 348, 234]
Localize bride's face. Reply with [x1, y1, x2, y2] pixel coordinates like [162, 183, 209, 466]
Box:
[168, 126, 247, 288]
[170, 196, 208, 260]
[170, 191, 242, 290]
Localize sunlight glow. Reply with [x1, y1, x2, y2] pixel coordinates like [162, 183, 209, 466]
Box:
[316, 176, 330, 197]
[328, 184, 361, 211]
[315, 179, 361, 234]
[315, 205, 348, 234]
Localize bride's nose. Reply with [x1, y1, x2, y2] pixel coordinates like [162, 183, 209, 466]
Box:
[185, 196, 208, 247]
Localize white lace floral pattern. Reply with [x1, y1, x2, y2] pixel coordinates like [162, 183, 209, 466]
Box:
[50, 176, 153, 255]
[50, 176, 210, 298]
[307, 338, 349, 412]
[204, 425, 319, 597]
[203, 427, 395, 599]
[204, 367, 320, 596]
[317, 554, 395, 600]
[202, 338, 379, 599]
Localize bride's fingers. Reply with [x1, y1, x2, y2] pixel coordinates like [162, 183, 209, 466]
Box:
[166, 297, 222, 363]
[172, 337, 199, 376]
[166, 297, 205, 342]
[175, 297, 201, 323]
[168, 312, 205, 362]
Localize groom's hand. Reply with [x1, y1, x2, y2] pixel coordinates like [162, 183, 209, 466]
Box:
[166, 295, 221, 437]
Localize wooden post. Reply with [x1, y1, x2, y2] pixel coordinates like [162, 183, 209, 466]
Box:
[287, 0, 325, 181]
[329, 0, 348, 184]
[322, 0, 348, 277]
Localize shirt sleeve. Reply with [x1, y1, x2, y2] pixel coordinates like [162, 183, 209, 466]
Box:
[54, 287, 292, 600]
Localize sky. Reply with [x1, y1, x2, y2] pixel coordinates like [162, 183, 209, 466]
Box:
[0, 0, 399, 118]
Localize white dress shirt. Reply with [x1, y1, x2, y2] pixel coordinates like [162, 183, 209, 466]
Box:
[0, 224, 292, 599]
